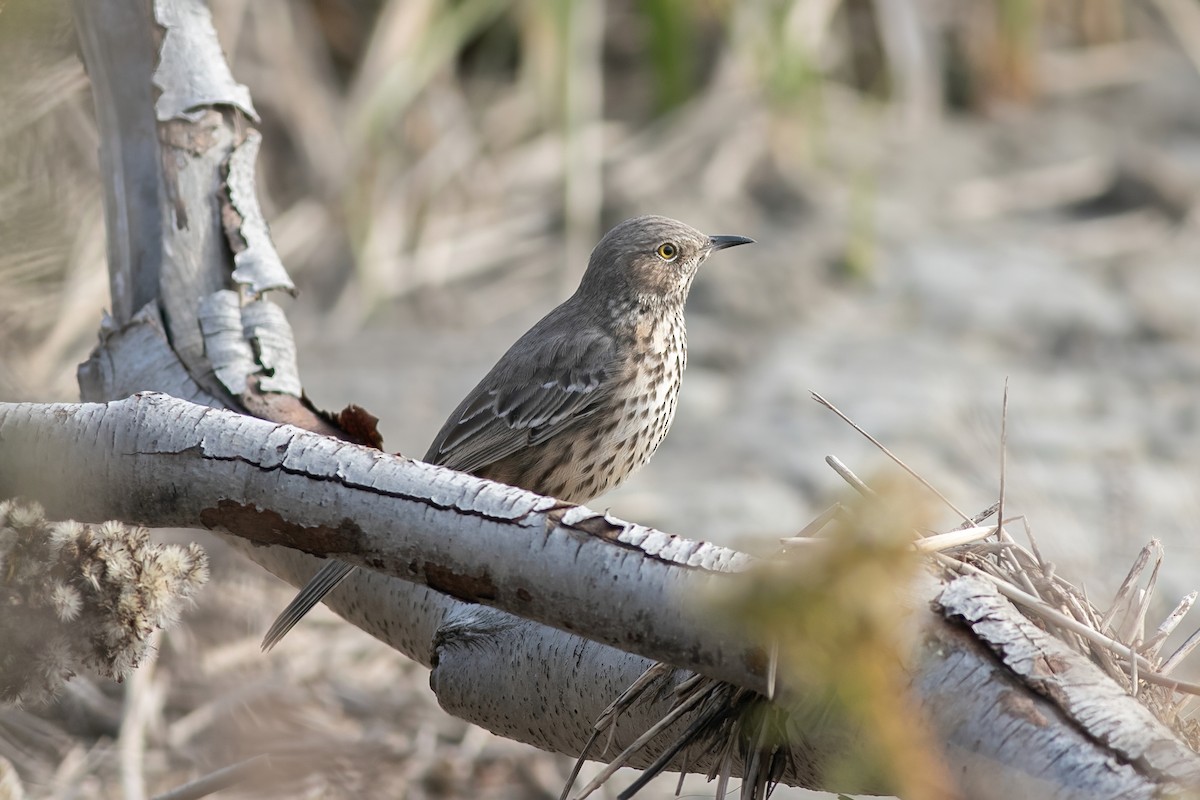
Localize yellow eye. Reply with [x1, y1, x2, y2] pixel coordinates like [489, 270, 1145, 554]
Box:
[656, 242, 678, 261]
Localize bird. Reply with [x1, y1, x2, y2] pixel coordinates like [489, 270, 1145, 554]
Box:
[261, 215, 753, 651]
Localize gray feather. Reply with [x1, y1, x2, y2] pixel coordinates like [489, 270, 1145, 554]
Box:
[425, 325, 619, 473]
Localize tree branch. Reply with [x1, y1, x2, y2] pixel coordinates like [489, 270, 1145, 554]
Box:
[0, 393, 763, 694]
[5, 395, 1200, 796]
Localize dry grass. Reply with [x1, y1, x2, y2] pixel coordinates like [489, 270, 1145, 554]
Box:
[803, 390, 1200, 750]
[4, 0, 1178, 395]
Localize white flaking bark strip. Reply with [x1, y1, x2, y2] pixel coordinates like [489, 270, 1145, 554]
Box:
[240, 299, 301, 395]
[404, 460, 558, 522]
[153, 0, 257, 122]
[559, 507, 755, 571]
[197, 292, 302, 398]
[226, 131, 295, 297]
[156, 113, 239, 383]
[198, 291, 256, 395]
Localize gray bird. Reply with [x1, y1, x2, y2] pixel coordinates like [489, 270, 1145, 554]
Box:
[262, 215, 753, 650]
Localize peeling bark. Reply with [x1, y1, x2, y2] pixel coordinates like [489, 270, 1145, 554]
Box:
[0, 394, 766, 695]
[5, 397, 1200, 796]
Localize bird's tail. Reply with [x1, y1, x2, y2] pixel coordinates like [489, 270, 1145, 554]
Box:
[261, 560, 356, 651]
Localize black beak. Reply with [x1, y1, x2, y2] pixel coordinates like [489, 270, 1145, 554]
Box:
[708, 234, 755, 252]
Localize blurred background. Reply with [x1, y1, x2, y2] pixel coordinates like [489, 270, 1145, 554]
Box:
[4, 0, 1200, 797]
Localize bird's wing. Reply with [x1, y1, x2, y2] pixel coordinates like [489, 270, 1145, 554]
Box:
[424, 327, 620, 474]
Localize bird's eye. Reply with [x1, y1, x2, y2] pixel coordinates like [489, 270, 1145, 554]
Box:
[656, 242, 678, 261]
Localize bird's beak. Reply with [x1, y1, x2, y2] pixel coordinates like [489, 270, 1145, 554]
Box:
[708, 234, 755, 252]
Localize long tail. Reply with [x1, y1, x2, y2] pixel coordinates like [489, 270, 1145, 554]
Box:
[261, 560, 356, 651]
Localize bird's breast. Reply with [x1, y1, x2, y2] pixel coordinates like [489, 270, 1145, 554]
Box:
[523, 309, 687, 505]
[605, 309, 687, 471]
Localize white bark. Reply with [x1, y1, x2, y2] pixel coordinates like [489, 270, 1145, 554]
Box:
[4, 396, 1200, 796]
[0, 394, 851, 785]
[0, 394, 760, 692]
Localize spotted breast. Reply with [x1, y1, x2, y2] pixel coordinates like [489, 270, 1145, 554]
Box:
[497, 302, 687, 504]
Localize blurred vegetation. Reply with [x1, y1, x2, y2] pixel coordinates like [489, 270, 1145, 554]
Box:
[0, 0, 1169, 398]
[716, 476, 951, 799]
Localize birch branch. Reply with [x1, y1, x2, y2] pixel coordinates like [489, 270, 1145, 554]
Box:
[0, 394, 762, 694]
[5, 396, 1200, 797]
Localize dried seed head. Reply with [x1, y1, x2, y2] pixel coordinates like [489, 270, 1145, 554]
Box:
[47, 520, 85, 555]
[5, 501, 45, 531]
[0, 500, 208, 705]
[50, 581, 82, 622]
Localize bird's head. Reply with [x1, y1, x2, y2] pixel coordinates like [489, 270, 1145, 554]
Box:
[578, 215, 753, 309]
